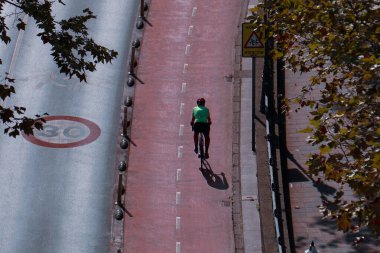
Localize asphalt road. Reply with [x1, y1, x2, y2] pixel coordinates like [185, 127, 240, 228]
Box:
[0, 1, 138, 252]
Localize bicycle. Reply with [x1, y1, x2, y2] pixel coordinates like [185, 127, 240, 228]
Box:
[198, 131, 206, 160]
[191, 126, 207, 168]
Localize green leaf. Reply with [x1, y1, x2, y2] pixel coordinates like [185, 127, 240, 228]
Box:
[319, 145, 331, 154]
[337, 212, 351, 232]
[309, 118, 321, 127]
[298, 126, 313, 133]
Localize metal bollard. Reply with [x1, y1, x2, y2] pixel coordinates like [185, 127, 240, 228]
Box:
[120, 136, 129, 149]
[136, 19, 144, 29]
[132, 39, 141, 49]
[132, 39, 141, 48]
[116, 174, 124, 206]
[113, 206, 124, 220]
[129, 46, 136, 75]
[140, 0, 145, 18]
[124, 96, 133, 107]
[127, 76, 135, 87]
[137, 0, 152, 28]
[118, 161, 127, 172]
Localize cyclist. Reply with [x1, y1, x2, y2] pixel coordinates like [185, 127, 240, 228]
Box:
[190, 98, 212, 159]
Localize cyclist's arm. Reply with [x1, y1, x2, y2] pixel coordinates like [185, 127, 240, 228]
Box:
[208, 113, 212, 125]
[191, 114, 195, 126]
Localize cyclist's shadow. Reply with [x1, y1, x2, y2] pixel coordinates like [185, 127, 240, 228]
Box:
[199, 159, 229, 190]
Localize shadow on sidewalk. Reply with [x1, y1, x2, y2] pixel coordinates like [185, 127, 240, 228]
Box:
[199, 159, 229, 190]
[287, 151, 336, 196]
[295, 216, 380, 253]
[288, 152, 380, 252]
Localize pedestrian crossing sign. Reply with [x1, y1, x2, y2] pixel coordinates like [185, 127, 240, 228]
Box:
[242, 23, 265, 57]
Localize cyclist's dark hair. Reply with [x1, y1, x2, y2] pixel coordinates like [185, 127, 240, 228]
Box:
[197, 98, 205, 106]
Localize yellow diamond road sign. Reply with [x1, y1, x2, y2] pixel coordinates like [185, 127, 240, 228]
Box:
[242, 23, 265, 57]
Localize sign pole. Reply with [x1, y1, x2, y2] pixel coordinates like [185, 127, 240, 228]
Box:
[242, 22, 264, 152]
[252, 56, 256, 152]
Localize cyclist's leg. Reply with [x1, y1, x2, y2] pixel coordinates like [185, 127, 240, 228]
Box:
[203, 137, 210, 159]
[198, 132, 204, 158]
[203, 123, 210, 158]
[193, 130, 199, 154]
[194, 122, 203, 154]
[205, 135, 210, 152]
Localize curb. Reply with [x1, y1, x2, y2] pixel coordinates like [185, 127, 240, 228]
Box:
[110, 1, 152, 252]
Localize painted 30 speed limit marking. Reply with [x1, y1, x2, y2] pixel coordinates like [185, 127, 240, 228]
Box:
[23, 115, 101, 148]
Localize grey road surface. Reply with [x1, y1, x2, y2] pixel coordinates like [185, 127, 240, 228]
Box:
[0, 1, 138, 252]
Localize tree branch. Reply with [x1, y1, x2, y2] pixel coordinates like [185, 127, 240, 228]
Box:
[2, 0, 22, 9]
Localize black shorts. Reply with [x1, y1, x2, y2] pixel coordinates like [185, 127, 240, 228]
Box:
[193, 122, 210, 136]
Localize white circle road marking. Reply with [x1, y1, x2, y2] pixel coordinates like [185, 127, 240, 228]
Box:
[23, 116, 100, 148]
[34, 121, 90, 143]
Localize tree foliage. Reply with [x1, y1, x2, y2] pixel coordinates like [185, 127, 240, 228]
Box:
[0, 0, 117, 137]
[248, 0, 380, 236]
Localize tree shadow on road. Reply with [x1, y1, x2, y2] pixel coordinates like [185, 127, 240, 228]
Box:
[199, 159, 229, 190]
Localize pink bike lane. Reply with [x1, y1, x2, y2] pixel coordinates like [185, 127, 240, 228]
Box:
[122, 1, 242, 252]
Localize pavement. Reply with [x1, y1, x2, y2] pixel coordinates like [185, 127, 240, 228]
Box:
[116, 0, 380, 253]
[241, 1, 380, 253]
[285, 71, 380, 253]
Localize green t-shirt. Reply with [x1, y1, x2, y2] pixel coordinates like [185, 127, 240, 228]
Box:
[193, 106, 209, 123]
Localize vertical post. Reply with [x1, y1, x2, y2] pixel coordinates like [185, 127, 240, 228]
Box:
[117, 174, 123, 206]
[140, 0, 144, 18]
[129, 46, 136, 75]
[263, 1, 286, 251]
[277, 45, 296, 252]
[252, 57, 256, 152]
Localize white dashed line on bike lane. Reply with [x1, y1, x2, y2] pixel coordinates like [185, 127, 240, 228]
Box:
[176, 169, 182, 181]
[179, 124, 184, 136]
[175, 7, 198, 252]
[181, 83, 187, 93]
[176, 216, 181, 229]
[177, 146, 183, 158]
[192, 7, 197, 16]
[183, 63, 188, 74]
[185, 44, 191, 55]
[188, 25, 194, 36]
[176, 191, 181, 205]
[179, 103, 185, 115]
